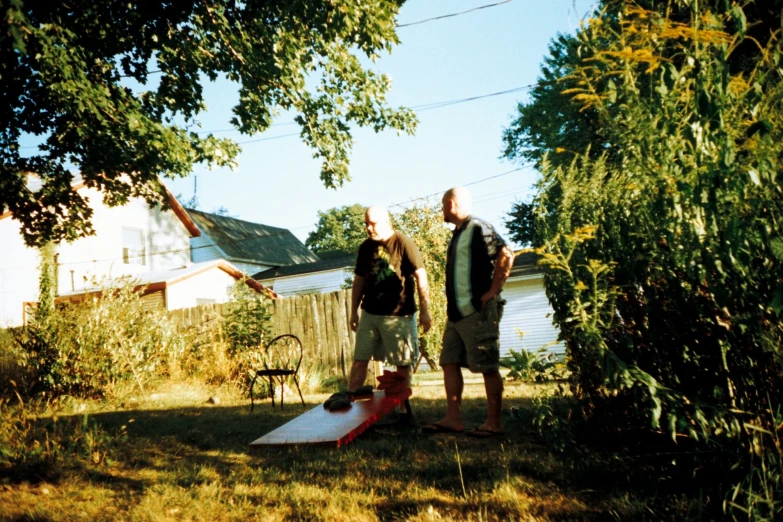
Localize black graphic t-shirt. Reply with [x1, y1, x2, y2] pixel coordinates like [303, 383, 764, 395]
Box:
[354, 232, 424, 316]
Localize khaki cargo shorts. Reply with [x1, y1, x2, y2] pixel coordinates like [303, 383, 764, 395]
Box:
[439, 297, 505, 373]
[354, 311, 418, 367]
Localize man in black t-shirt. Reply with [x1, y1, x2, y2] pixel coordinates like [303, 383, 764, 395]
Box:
[348, 205, 432, 392]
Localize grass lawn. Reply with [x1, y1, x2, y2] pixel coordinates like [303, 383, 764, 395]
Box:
[0, 372, 696, 521]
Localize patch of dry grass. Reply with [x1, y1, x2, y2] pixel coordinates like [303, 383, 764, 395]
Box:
[0, 374, 665, 521]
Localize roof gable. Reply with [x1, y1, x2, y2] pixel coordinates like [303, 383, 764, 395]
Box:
[187, 209, 318, 266]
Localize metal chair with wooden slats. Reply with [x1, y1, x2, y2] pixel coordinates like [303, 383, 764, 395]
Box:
[249, 334, 306, 411]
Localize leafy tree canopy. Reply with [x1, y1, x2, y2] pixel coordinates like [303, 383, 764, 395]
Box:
[305, 203, 366, 254]
[502, 0, 783, 245]
[505, 0, 783, 459]
[2, 0, 416, 247]
[503, 4, 783, 513]
[391, 201, 450, 356]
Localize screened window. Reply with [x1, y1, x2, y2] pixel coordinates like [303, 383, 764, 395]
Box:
[122, 227, 146, 266]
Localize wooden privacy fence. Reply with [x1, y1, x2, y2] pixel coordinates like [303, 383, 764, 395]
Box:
[169, 289, 358, 378]
[270, 289, 355, 377]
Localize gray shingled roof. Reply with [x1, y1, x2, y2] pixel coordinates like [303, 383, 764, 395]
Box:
[187, 209, 319, 267]
[253, 250, 543, 281]
[252, 254, 356, 280]
[509, 251, 545, 278]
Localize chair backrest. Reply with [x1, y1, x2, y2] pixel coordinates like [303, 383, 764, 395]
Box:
[263, 334, 303, 374]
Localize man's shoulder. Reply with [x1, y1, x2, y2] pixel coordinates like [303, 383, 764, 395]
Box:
[358, 238, 378, 250]
[466, 215, 491, 228]
[393, 231, 414, 243]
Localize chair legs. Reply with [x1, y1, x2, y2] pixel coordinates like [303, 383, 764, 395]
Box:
[275, 375, 305, 409]
[291, 376, 305, 407]
[252, 375, 305, 411]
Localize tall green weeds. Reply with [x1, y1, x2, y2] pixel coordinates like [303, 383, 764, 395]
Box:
[512, 2, 783, 517]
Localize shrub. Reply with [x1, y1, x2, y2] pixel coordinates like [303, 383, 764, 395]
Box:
[500, 346, 566, 383]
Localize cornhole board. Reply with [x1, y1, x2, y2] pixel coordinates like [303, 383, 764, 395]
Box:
[249, 388, 412, 449]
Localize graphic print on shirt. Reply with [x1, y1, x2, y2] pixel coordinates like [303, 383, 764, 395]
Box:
[370, 244, 395, 284]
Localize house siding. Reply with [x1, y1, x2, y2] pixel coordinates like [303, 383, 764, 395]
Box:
[190, 235, 223, 264]
[260, 268, 353, 297]
[147, 205, 191, 271]
[230, 261, 273, 277]
[0, 218, 40, 327]
[165, 268, 239, 311]
[499, 275, 564, 357]
[0, 186, 195, 326]
[55, 188, 191, 295]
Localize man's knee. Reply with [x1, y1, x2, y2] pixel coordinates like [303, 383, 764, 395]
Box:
[351, 360, 370, 371]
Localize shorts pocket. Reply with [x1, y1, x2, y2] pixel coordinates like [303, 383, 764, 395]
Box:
[474, 297, 505, 344]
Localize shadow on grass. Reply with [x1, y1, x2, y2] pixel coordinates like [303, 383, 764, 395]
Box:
[3, 388, 709, 521]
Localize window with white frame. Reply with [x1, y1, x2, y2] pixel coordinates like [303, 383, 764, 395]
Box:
[122, 227, 146, 266]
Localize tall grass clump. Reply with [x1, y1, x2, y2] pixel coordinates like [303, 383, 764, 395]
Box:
[10, 279, 188, 400]
[506, 1, 783, 517]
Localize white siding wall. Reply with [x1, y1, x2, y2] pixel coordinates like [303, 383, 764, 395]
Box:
[190, 235, 223, 263]
[166, 268, 238, 310]
[499, 275, 564, 357]
[0, 217, 40, 326]
[261, 268, 352, 297]
[0, 187, 193, 326]
[55, 188, 190, 295]
[147, 205, 191, 271]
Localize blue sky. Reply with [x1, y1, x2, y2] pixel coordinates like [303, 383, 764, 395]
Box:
[62, 1, 598, 247]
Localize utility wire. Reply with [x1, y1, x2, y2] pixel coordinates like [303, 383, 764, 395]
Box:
[398, 0, 512, 28]
[115, 1, 513, 79]
[1, 163, 534, 271]
[19, 83, 537, 150]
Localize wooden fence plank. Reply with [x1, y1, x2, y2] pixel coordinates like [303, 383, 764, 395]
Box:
[169, 289, 356, 376]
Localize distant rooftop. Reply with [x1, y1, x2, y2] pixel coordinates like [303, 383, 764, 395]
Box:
[509, 250, 545, 278]
[253, 253, 356, 280]
[187, 209, 318, 267]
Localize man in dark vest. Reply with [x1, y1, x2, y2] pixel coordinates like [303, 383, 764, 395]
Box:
[424, 187, 514, 437]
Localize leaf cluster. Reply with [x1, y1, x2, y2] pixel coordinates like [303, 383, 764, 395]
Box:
[505, 1, 783, 512]
[2, 0, 417, 246]
[305, 203, 367, 254]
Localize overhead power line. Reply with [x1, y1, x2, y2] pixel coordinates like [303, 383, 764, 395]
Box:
[398, 0, 512, 28]
[1, 163, 534, 271]
[116, 1, 513, 78]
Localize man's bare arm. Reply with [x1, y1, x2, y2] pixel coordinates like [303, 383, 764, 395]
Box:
[350, 275, 366, 332]
[480, 246, 514, 308]
[413, 268, 432, 333]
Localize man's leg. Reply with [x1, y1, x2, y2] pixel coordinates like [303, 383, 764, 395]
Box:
[425, 321, 465, 431]
[440, 363, 464, 430]
[395, 364, 412, 387]
[350, 312, 381, 392]
[348, 360, 370, 392]
[479, 370, 503, 432]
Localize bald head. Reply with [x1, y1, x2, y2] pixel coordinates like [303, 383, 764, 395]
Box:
[442, 186, 472, 225]
[364, 205, 394, 242]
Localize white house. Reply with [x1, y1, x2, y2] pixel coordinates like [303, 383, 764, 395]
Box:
[0, 181, 271, 326]
[186, 209, 319, 276]
[499, 251, 564, 357]
[55, 259, 275, 312]
[252, 253, 355, 296]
